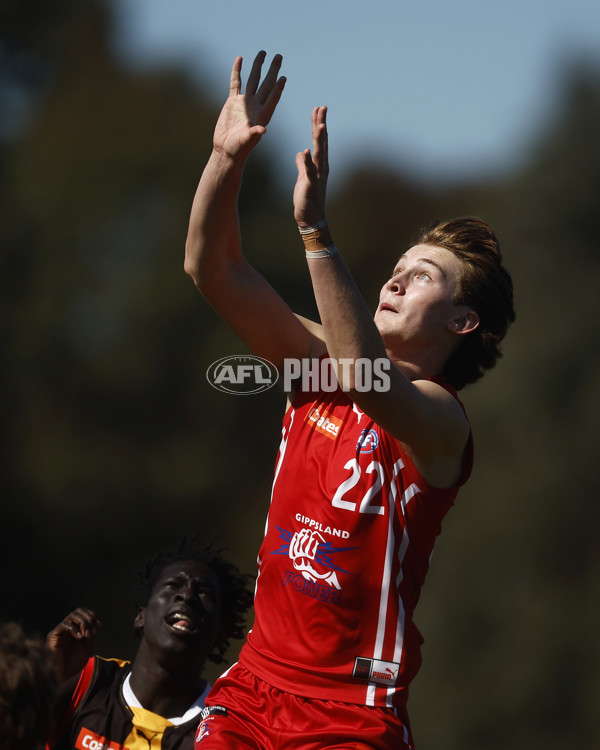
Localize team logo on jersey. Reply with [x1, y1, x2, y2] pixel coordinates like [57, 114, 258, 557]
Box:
[196, 722, 210, 743]
[272, 526, 356, 597]
[199, 705, 228, 721]
[356, 428, 379, 453]
[196, 706, 229, 744]
[304, 401, 343, 440]
[352, 656, 400, 687]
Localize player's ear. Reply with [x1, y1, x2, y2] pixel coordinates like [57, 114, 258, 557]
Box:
[448, 309, 479, 336]
[133, 608, 145, 631]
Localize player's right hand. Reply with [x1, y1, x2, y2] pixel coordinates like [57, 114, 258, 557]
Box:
[213, 51, 286, 161]
[46, 607, 101, 681]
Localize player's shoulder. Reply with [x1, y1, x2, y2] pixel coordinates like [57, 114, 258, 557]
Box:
[92, 656, 131, 686]
[412, 377, 467, 420]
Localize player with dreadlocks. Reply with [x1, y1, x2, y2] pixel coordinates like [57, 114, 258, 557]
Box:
[45, 537, 253, 750]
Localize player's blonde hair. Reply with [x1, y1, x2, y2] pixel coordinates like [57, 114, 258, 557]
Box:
[414, 217, 515, 390]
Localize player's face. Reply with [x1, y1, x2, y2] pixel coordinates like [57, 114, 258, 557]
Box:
[374, 244, 466, 349]
[136, 560, 222, 660]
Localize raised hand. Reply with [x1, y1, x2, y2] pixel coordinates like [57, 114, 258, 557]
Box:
[293, 105, 329, 228]
[46, 607, 101, 681]
[213, 51, 286, 161]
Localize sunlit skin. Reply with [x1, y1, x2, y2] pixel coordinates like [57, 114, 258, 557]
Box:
[184, 51, 479, 488]
[373, 243, 477, 370]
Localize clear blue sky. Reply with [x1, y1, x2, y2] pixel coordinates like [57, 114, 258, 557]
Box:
[113, 0, 600, 186]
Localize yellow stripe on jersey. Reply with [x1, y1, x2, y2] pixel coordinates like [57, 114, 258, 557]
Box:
[123, 706, 174, 750]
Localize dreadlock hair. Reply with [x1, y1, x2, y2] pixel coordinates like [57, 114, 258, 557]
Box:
[133, 536, 254, 665]
[413, 216, 516, 390]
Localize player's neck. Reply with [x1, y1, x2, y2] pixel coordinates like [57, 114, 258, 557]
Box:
[385, 331, 459, 382]
[129, 652, 207, 718]
[388, 351, 444, 383]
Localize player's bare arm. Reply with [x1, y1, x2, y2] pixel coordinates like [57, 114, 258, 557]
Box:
[184, 52, 323, 368]
[295, 107, 470, 487]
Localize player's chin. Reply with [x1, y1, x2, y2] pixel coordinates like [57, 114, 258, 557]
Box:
[374, 314, 393, 335]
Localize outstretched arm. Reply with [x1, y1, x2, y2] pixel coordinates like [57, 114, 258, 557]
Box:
[184, 52, 325, 368]
[295, 109, 470, 487]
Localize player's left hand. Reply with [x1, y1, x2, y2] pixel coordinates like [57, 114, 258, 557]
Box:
[294, 106, 329, 228]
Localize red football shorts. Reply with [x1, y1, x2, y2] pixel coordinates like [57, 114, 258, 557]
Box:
[195, 662, 414, 750]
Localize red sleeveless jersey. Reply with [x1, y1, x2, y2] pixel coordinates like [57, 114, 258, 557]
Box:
[239, 373, 473, 710]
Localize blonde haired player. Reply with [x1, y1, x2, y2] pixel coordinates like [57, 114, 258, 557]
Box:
[185, 51, 514, 750]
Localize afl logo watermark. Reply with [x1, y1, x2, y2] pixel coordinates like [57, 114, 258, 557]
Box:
[206, 355, 279, 395]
